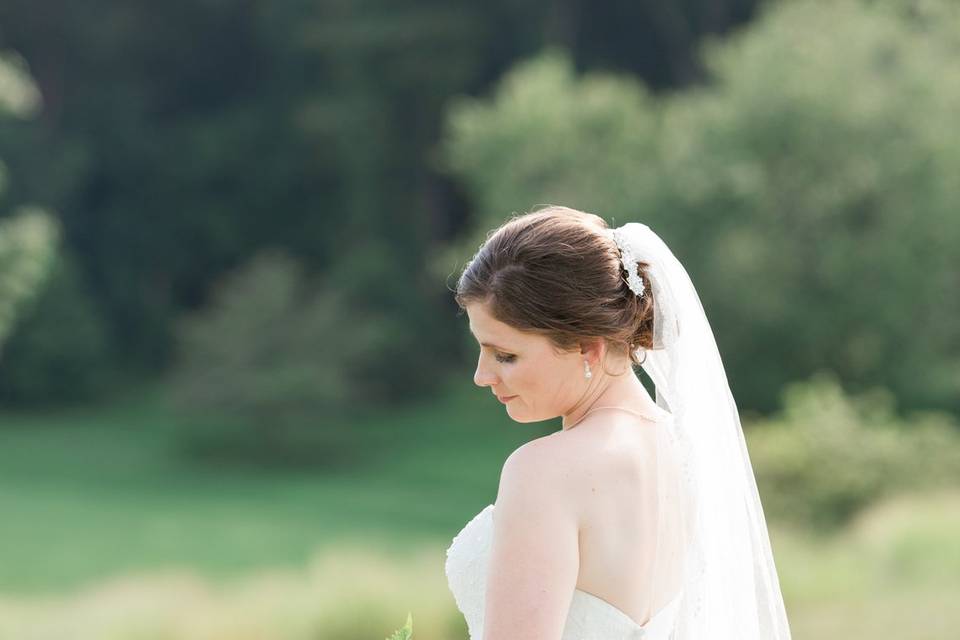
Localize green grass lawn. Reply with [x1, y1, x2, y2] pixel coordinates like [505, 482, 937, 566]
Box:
[1, 379, 958, 639]
[0, 377, 538, 594]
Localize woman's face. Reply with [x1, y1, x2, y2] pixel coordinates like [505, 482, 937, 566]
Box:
[465, 301, 586, 423]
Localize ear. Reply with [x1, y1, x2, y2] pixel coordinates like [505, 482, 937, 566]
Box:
[579, 338, 605, 367]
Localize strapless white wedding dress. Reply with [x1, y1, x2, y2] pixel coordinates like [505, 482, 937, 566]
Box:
[445, 503, 683, 640]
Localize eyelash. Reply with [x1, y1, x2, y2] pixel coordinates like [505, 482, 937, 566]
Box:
[474, 339, 515, 363]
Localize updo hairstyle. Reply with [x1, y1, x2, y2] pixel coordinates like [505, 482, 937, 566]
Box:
[454, 205, 655, 374]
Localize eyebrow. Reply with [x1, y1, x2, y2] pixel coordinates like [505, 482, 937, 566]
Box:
[468, 326, 511, 351]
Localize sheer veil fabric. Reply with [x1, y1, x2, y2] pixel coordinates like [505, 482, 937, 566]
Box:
[603, 222, 793, 639]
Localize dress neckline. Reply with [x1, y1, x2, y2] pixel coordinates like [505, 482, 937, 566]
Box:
[572, 587, 683, 631]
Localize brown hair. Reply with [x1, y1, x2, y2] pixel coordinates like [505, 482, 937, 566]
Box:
[454, 205, 654, 373]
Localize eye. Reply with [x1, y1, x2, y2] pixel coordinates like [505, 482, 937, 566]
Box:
[495, 353, 516, 364]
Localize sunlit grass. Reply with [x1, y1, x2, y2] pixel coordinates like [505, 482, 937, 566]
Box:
[771, 487, 960, 639]
[0, 379, 534, 593]
[1, 380, 958, 638]
[0, 488, 957, 639]
[0, 544, 459, 640]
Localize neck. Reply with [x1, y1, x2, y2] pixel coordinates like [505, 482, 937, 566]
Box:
[560, 368, 657, 431]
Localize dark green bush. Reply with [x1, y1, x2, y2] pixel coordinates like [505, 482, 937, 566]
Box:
[0, 208, 59, 350]
[167, 248, 392, 468]
[0, 249, 115, 405]
[747, 370, 960, 533]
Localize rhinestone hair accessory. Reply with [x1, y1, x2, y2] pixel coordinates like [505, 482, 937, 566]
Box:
[606, 227, 646, 298]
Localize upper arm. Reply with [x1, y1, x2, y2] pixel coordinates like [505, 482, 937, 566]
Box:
[482, 439, 580, 640]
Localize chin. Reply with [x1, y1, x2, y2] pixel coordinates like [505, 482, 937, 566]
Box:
[505, 408, 540, 424]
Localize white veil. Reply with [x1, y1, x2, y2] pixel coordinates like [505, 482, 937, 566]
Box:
[603, 222, 793, 639]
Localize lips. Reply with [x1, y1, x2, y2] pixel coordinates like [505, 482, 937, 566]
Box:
[496, 394, 516, 403]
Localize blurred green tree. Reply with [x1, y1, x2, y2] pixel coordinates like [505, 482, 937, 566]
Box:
[748, 370, 960, 532]
[0, 51, 113, 403]
[0, 0, 768, 405]
[0, 52, 60, 359]
[167, 248, 392, 467]
[0, 208, 59, 352]
[0, 248, 115, 404]
[440, 0, 960, 414]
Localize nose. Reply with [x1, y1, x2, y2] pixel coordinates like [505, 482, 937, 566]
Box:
[473, 353, 497, 388]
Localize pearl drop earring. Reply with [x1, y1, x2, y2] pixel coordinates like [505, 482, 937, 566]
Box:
[584, 360, 592, 379]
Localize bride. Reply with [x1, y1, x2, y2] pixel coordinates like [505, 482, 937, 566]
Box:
[445, 206, 793, 639]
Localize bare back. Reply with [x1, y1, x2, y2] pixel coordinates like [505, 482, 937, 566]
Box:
[546, 409, 687, 627]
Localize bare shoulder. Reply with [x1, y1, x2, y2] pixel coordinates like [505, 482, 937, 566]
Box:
[496, 432, 591, 506]
[499, 436, 559, 487]
[505, 431, 584, 474]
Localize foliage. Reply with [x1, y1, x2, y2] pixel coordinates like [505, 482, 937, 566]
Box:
[440, 0, 960, 413]
[0, 249, 114, 404]
[441, 48, 663, 235]
[0, 0, 768, 406]
[0, 52, 109, 403]
[0, 50, 40, 118]
[748, 370, 960, 532]
[0, 207, 59, 352]
[167, 248, 392, 467]
[386, 612, 414, 640]
[0, 54, 60, 356]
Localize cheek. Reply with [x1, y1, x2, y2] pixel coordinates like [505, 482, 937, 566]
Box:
[494, 361, 521, 389]
[508, 360, 543, 394]
[499, 362, 521, 385]
[538, 359, 577, 399]
[509, 360, 569, 416]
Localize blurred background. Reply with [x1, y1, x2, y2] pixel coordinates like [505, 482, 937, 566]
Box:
[0, 0, 958, 637]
